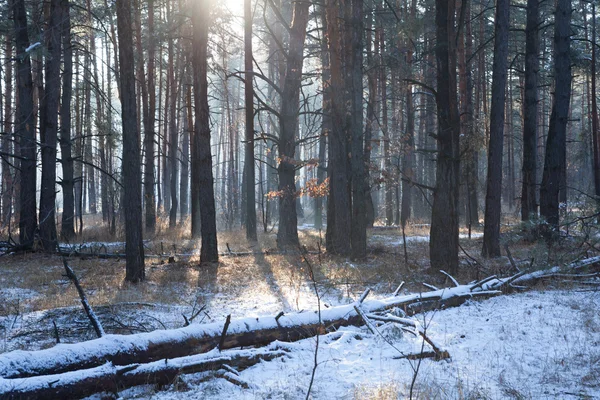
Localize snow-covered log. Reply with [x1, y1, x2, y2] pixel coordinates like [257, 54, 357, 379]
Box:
[0, 347, 286, 400]
[0, 284, 500, 379]
[487, 255, 600, 290]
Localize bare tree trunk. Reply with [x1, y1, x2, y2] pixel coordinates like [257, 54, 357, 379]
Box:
[191, 6, 218, 263]
[381, 29, 393, 226]
[60, 0, 75, 240]
[180, 84, 191, 222]
[116, 0, 145, 282]
[168, 37, 179, 228]
[325, 0, 351, 255]
[39, 0, 62, 252]
[74, 53, 83, 234]
[482, 0, 509, 258]
[364, 18, 378, 228]
[144, 0, 157, 234]
[540, 0, 571, 230]
[2, 34, 13, 226]
[590, 4, 600, 203]
[401, 15, 415, 229]
[430, 0, 460, 274]
[276, 0, 311, 248]
[463, 0, 478, 229]
[244, 0, 257, 241]
[349, 0, 366, 259]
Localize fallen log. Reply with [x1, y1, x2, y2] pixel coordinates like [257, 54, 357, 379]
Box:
[0, 283, 501, 379]
[0, 346, 286, 400]
[487, 255, 600, 290]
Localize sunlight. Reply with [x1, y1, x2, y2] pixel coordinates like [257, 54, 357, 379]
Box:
[223, 0, 245, 15]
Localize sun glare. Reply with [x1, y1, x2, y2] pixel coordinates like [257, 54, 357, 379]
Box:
[223, 0, 245, 14]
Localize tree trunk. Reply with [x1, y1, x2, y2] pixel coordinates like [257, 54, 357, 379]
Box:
[381, 30, 393, 226]
[430, 0, 460, 274]
[244, 0, 257, 241]
[60, 0, 75, 241]
[2, 34, 13, 226]
[464, 0, 478, 229]
[401, 35, 415, 228]
[276, 1, 311, 248]
[116, 0, 145, 282]
[591, 4, 600, 203]
[540, 0, 571, 230]
[180, 84, 191, 222]
[191, 6, 219, 263]
[482, 0, 510, 258]
[39, 0, 62, 252]
[168, 37, 179, 228]
[316, 10, 329, 231]
[364, 17, 378, 228]
[144, 0, 157, 234]
[349, 0, 366, 259]
[325, 0, 352, 255]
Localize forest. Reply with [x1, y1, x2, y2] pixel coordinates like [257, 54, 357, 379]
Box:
[0, 0, 599, 398]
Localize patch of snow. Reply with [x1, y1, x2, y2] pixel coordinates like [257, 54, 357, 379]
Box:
[371, 232, 483, 247]
[25, 42, 41, 53]
[0, 288, 39, 303]
[157, 290, 600, 399]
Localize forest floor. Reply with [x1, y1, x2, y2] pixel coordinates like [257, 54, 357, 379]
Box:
[0, 216, 599, 399]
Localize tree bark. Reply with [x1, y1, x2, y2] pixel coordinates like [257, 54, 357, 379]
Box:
[349, 0, 366, 259]
[38, 0, 62, 252]
[482, 0, 510, 258]
[430, 0, 461, 274]
[60, 0, 75, 241]
[116, 0, 145, 282]
[540, 0, 571, 230]
[2, 34, 14, 226]
[168, 37, 179, 229]
[180, 84, 191, 221]
[276, 0, 311, 248]
[244, 0, 257, 241]
[191, 5, 219, 263]
[325, 0, 352, 255]
[590, 4, 600, 204]
[144, 0, 157, 234]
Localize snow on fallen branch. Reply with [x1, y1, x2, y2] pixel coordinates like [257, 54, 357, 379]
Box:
[0, 283, 501, 379]
[481, 255, 600, 291]
[0, 346, 287, 400]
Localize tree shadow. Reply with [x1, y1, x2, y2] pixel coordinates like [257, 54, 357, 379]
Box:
[252, 251, 293, 312]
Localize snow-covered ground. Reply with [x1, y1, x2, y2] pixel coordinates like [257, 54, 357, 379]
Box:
[370, 232, 484, 247]
[115, 288, 599, 399]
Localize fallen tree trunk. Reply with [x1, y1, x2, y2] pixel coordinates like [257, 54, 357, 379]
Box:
[0, 283, 500, 379]
[2, 256, 598, 382]
[0, 346, 286, 400]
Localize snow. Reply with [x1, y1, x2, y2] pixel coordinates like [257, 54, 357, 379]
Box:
[0, 283, 495, 379]
[1, 286, 598, 398]
[25, 42, 41, 53]
[371, 232, 483, 247]
[156, 289, 600, 399]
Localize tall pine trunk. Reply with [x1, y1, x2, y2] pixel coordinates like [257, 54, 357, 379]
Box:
[60, 0, 75, 240]
[540, 0, 571, 230]
[191, 5, 219, 263]
[116, 0, 145, 282]
[39, 0, 62, 252]
[276, 0, 310, 248]
[482, 0, 510, 258]
[244, 0, 257, 240]
[430, 0, 460, 274]
[144, 0, 157, 234]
